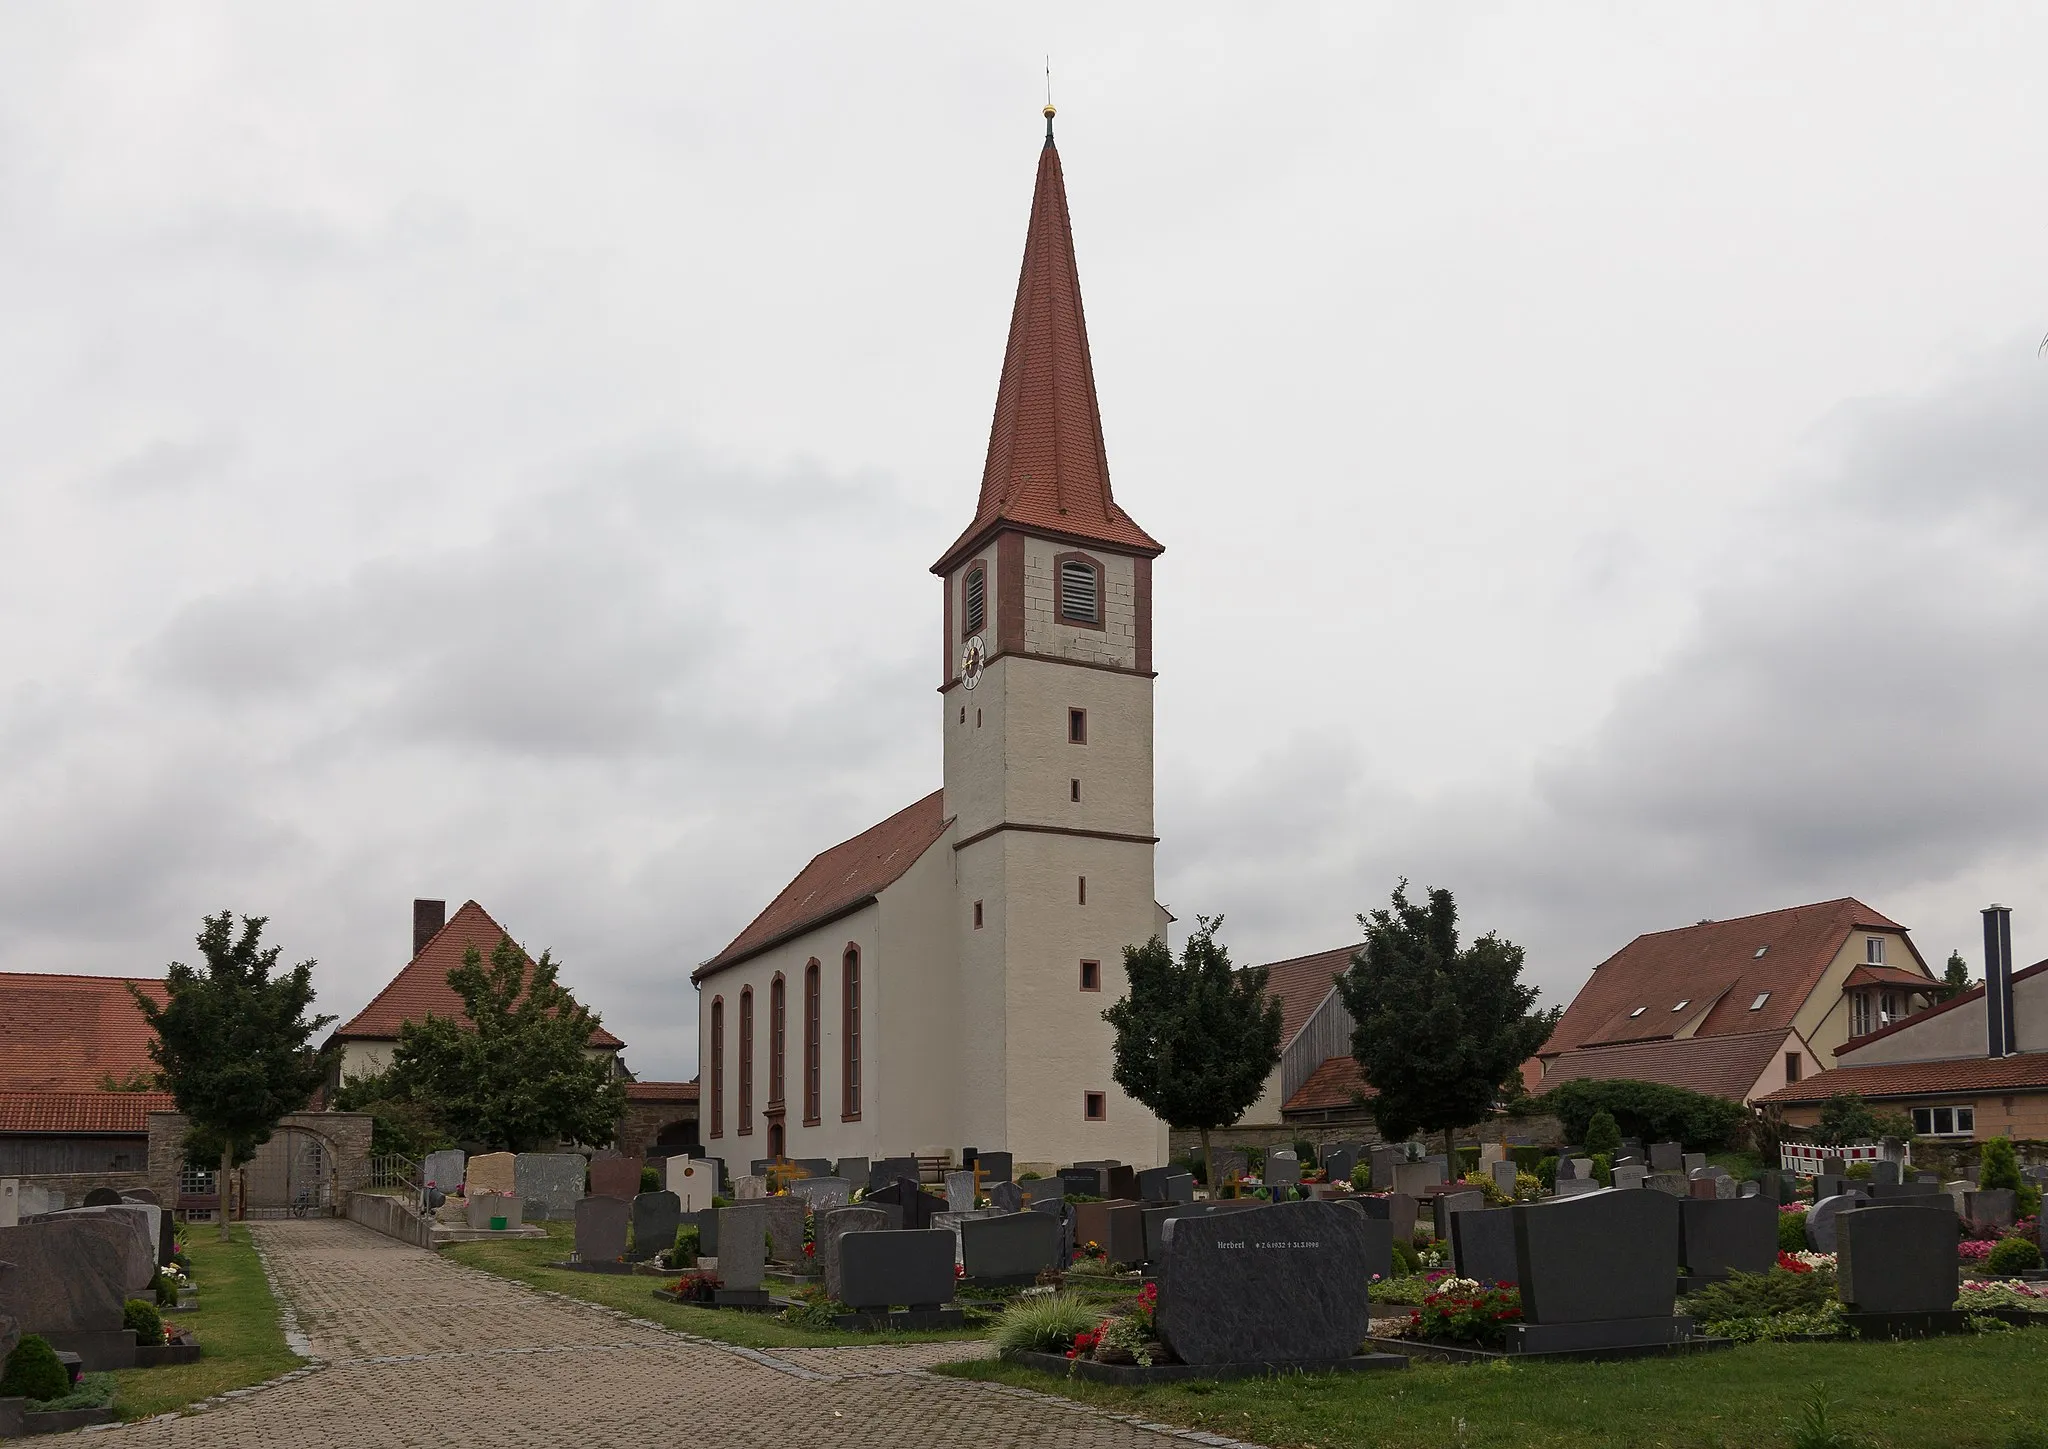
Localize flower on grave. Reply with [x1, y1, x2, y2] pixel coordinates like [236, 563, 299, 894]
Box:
[1787, 1250, 1835, 1271]
[1776, 1251, 1813, 1274]
[1960, 1239, 2002, 1263]
[1778, 1202, 1810, 1215]
[803, 1242, 815, 1257]
[1131, 1281, 1159, 1335]
[955, 1262, 966, 1279]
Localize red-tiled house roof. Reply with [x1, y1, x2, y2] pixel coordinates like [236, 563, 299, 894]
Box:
[932, 123, 1161, 575]
[0, 973, 167, 1093]
[1252, 944, 1361, 1048]
[624, 1080, 700, 1103]
[330, 900, 623, 1048]
[1283, 1056, 1378, 1115]
[695, 792, 952, 980]
[0, 1090, 176, 1135]
[1541, 898, 1920, 1061]
[1758, 1052, 2048, 1105]
[1538, 1030, 1795, 1103]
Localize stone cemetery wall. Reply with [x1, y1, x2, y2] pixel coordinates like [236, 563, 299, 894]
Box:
[346, 1191, 436, 1249]
[145, 1110, 374, 1210]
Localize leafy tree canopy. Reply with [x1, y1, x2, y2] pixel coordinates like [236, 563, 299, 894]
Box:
[1936, 949, 1973, 1003]
[383, 934, 626, 1153]
[1808, 1093, 1914, 1146]
[1583, 1108, 1623, 1158]
[1535, 1077, 1749, 1151]
[331, 1067, 453, 1160]
[1338, 882, 1558, 1155]
[1102, 917, 1283, 1188]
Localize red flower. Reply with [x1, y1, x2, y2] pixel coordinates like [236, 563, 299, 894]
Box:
[1776, 1251, 1813, 1274]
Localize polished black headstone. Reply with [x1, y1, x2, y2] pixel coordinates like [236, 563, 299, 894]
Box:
[1679, 1195, 1776, 1282]
[837, 1228, 957, 1310]
[1513, 1189, 1679, 1325]
[867, 1157, 920, 1193]
[1837, 1204, 1958, 1313]
[1156, 1200, 1373, 1367]
[1450, 1206, 1518, 1286]
[628, 1190, 682, 1261]
[976, 1151, 1014, 1184]
[1104, 1165, 1139, 1201]
[960, 1211, 1061, 1283]
[867, 1179, 940, 1230]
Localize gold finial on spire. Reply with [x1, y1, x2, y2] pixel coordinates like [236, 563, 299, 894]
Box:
[1044, 58, 1056, 143]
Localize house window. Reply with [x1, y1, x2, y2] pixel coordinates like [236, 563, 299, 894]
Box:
[1866, 937, 1886, 965]
[1078, 876, 1087, 906]
[1084, 1091, 1107, 1121]
[1058, 556, 1101, 624]
[973, 900, 984, 929]
[768, 974, 786, 1107]
[842, 946, 862, 1121]
[1852, 992, 1876, 1038]
[959, 706, 965, 723]
[1785, 1053, 1802, 1082]
[1069, 708, 1087, 744]
[964, 566, 987, 636]
[1080, 959, 1101, 991]
[709, 996, 725, 1138]
[1070, 778, 1081, 802]
[1911, 1106, 1975, 1137]
[738, 988, 754, 1136]
[1881, 989, 1904, 1026]
[803, 961, 821, 1126]
[1749, 992, 1770, 1011]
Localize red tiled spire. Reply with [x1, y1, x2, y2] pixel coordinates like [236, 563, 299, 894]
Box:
[934, 111, 1162, 574]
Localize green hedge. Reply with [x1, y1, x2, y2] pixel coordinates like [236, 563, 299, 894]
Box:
[1534, 1078, 1748, 1151]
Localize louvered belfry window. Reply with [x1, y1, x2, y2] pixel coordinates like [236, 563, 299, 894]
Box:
[1059, 558, 1099, 623]
[964, 567, 987, 635]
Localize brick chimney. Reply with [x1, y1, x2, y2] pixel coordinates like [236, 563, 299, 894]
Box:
[413, 899, 447, 958]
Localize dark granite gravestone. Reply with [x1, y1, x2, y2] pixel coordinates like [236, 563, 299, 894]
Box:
[868, 1158, 920, 1194]
[1814, 1174, 1850, 1202]
[1680, 1196, 1777, 1283]
[791, 1176, 853, 1211]
[588, 1155, 643, 1201]
[961, 1211, 1061, 1284]
[1870, 1160, 1902, 1186]
[1155, 1200, 1375, 1367]
[34, 1207, 154, 1296]
[835, 1156, 870, 1188]
[1060, 1168, 1106, 1198]
[1649, 1142, 1683, 1172]
[1965, 1189, 2017, 1229]
[1837, 1204, 1959, 1314]
[1104, 1165, 1140, 1201]
[1870, 1181, 1947, 1203]
[817, 1206, 889, 1300]
[1265, 1151, 1301, 1188]
[976, 1152, 1014, 1184]
[1805, 1193, 1868, 1254]
[714, 1204, 770, 1304]
[1507, 1189, 1688, 1353]
[991, 1182, 1024, 1214]
[688, 1207, 719, 1257]
[1612, 1166, 1648, 1192]
[0, 1217, 133, 1369]
[1681, 1153, 1706, 1175]
[760, 1198, 807, 1262]
[1019, 1176, 1066, 1210]
[1822, 1156, 1847, 1175]
[1451, 1207, 1519, 1286]
[1325, 1145, 1360, 1186]
[81, 1187, 122, 1207]
[1433, 1189, 1486, 1241]
[792, 1157, 834, 1181]
[574, 1195, 630, 1264]
[1554, 1177, 1602, 1198]
[1135, 1167, 1179, 1202]
[628, 1191, 682, 1262]
[749, 1158, 775, 1177]
[1387, 1191, 1419, 1241]
[1210, 1148, 1250, 1184]
[838, 1229, 957, 1310]
[1348, 1195, 1388, 1220]
[1073, 1200, 1144, 1266]
[1555, 1156, 1578, 1182]
[1368, 1145, 1401, 1190]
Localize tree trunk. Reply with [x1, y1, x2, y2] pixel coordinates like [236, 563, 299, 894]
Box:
[218, 1142, 232, 1243]
[1200, 1126, 1214, 1201]
[1444, 1126, 1457, 1179]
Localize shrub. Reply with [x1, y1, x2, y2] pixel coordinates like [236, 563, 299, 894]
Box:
[123, 1297, 165, 1347]
[666, 1224, 702, 1267]
[1844, 1162, 1873, 1181]
[1454, 1146, 1481, 1176]
[1583, 1109, 1623, 1159]
[640, 1165, 661, 1193]
[1535, 1077, 1747, 1150]
[1536, 1156, 1559, 1189]
[1683, 1265, 1835, 1326]
[1989, 1237, 2045, 1276]
[1390, 1236, 1421, 1276]
[1509, 1145, 1547, 1172]
[991, 1292, 1100, 1354]
[1981, 1137, 2024, 1193]
[1514, 1171, 1543, 1202]
[1410, 1279, 1523, 1347]
[1778, 1208, 1812, 1253]
[152, 1270, 177, 1307]
[1351, 1162, 1371, 1192]
[1590, 1152, 1613, 1188]
[1291, 1138, 1317, 1165]
[0, 1335, 70, 1402]
[1461, 1170, 1511, 1207]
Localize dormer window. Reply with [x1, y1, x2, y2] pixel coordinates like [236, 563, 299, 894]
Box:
[964, 566, 987, 636]
[1865, 936, 1886, 966]
[1057, 555, 1102, 625]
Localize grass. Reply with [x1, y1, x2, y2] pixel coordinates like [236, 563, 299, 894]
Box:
[940, 1330, 2048, 1448]
[107, 1225, 303, 1421]
[444, 1220, 989, 1349]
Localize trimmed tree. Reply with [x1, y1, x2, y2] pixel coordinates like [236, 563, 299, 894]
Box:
[1102, 917, 1284, 1192]
[385, 934, 626, 1153]
[1337, 882, 1559, 1162]
[1936, 949, 1973, 1003]
[132, 912, 335, 1240]
[1583, 1108, 1623, 1159]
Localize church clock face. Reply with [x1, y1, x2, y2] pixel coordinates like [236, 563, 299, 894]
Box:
[961, 634, 986, 690]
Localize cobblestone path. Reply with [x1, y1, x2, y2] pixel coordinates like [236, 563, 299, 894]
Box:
[85, 1219, 1258, 1448]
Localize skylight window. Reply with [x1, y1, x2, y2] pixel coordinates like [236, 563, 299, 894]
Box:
[1629, 1007, 1647, 1018]
[1754, 946, 1769, 959]
[1672, 999, 1691, 1012]
[1749, 992, 1771, 1011]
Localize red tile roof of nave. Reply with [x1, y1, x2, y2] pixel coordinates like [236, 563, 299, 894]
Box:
[1540, 898, 1917, 1058]
[1282, 1055, 1379, 1114]
[1245, 944, 1362, 1048]
[933, 126, 1161, 575]
[0, 972, 167, 1092]
[1758, 1051, 2048, 1105]
[329, 900, 623, 1048]
[0, 1089, 176, 1135]
[695, 791, 953, 980]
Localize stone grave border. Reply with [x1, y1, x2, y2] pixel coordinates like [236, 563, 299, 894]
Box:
[1368, 1333, 1733, 1364]
[999, 1347, 1406, 1385]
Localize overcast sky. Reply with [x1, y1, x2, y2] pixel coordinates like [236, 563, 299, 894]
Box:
[5, 5, 2047, 1081]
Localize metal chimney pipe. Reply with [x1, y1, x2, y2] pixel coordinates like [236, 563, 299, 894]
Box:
[1982, 904, 2015, 1059]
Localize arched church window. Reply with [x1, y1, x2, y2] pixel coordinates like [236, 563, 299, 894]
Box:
[1057, 554, 1102, 626]
[769, 974, 786, 1107]
[709, 996, 725, 1138]
[803, 961, 821, 1126]
[964, 566, 987, 635]
[738, 988, 754, 1136]
[842, 946, 862, 1121]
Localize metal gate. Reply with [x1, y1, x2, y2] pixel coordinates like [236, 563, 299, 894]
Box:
[241, 1128, 334, 1218]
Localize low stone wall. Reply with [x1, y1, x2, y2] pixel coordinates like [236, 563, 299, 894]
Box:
[345, 1190, 435, 1250]
[1168, 1116, 1567, 1165]
[8, 1171, 151, 1212]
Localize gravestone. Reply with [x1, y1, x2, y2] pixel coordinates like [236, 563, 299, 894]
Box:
[574, 1195, 630, 1264]
[1555, 1155, 1577, 1182]
[467, 1152, 517, 1196]
[1135, 1167, 1176, 1202]
[515, 1153, 587, 1220]
[1479, 1142, 1505, 1164]
[1392, 1160, 1444, 1195]
[1681, 1153, 1706, 1175]
[716, 1204, 769, 1297]
[1019, 1177, 1065, 1210]
[868, 1158, 920, 1194]
[82, 1187, 122, 1207]
[792, 1157, 834, 1181]
[1491, 1159, 1522, 1196]
[961, 1211, 1061, 1284]
[759, 1198, 806, 1262]
[17, 1184, 61, 1218]
[1962, 1166, 1981, 1185]
[1612, 1166, 1648, 1192]
[1568, 1158, 1595, 1181]
[1965, 1189, 2017, 1230]
[969, 1151, 1011, 1184]
[1649, 1142, 1684, 1172]
[1061, 1167, 1106, 1197]
[1210, 1148, 1250, 1184]
[834, 1156, 870, 1188]
[465, 1191, 523, 1230]
[945, 1171, 978, 1213]
[991, 1181, 1024, 1214]
[1433, 1189, 1485, 1241]
[1368, 1145, 1401, 1190]
[629, 1191, 682, 1262]
[791, 1177, 852, 1211]
[1265, 1150, 1301, 1188]
[1688, 1179, 1719, 1201]
[1325, 1145, 1360, 1186]
[1837, 1204, 1959, 1314]
[1386, 1191, 1419, 1240]
[589, 1155, 644, 1201]
[0, 1178, 16, 1230]
[1450, 1206, 1519, 1286]
[868, 1179, 940, 1230]
[1509, 1188, 1686, 1352]
[1679, 1196, 1777, 1283]
[1804, 1193, 1867, 1254]
[1554, 1177, 1602, 1198]
[750, 1159, 775, 1178]
[690, 1207, 720, 1257]
[422, 1149, 467, 1194]
[734, 1176, 768, 1200]
[0, 1217, 129, 1369]
[667, 1157, 722, 1213]
[1871, 1160, 1902, 1186]
[1155, 1200, 1376, 1367]
[1073, 1200, 1144, 1266]
[839, 1229, 957, 1310]
[817, 1205, 888, 1300]
[35, 1207, 154, 1295]
[1870, 1181, 1945, 1202]
[1822, 1156, 1847, 1175]
[1102, 1164, 1139, 1201]
[932, 1209, 994, 1266]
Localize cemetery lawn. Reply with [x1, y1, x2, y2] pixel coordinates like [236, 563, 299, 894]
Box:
[446, 1221, 991, 1350]
[109, 1225, 303, 1421]
[942, 1331, 2048, 1448]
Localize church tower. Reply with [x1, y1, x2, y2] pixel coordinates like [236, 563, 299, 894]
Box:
[935, 108, 1168, 1168]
